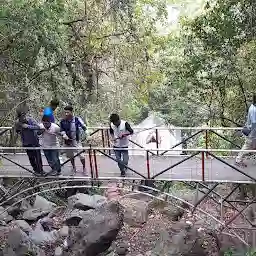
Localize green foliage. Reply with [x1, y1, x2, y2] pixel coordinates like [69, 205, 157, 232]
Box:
[0, 0, 168, 125]
[224, 248, 256, 256]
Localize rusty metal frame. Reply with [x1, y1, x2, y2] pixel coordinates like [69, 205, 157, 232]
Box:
[0, 177, 254, 247]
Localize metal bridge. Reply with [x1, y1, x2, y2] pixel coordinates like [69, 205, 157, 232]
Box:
[0, 126, 255, 183]
[0, 126, 255, 248]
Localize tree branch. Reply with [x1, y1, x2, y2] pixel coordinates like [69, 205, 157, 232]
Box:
[30, 62, 62, 83]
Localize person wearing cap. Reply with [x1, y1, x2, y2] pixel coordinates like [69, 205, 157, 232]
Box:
[15, 107, 44, 175]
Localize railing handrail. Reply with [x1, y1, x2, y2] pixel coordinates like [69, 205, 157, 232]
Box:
[0, 126, 244, 131]
[0, 146, 255, 153]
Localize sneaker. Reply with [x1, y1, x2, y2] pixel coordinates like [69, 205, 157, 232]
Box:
[70, 168, 77, 176]
[120, 171, 126, 177]
[235, 161, 247, 168]
[82, 168, 88, 176]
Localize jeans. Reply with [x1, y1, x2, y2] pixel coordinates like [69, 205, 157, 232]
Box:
[44, 149, 61, 173]
[25, 144, 43, 173]
[114, 148, 129, 172]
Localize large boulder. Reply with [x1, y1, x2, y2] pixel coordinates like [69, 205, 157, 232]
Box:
[68, 193, 106, 211]
[22, 196, 57, 221]
[63, 201, 123, 256]
[0, 227, 46, 256]
[120, 198, 149, 227]
[151, 223, 207, 256]
[12, 220, 32, 234]
[29, 219, 59, 245]
[34, 195, 56, 210]
[63, 208, 88, 226]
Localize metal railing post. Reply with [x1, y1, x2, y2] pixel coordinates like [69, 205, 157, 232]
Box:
[101, 129, 105, 153]
[105, 129, 111, 155]
[93, 149, 99, 179]
[201, 151, 205, 182]
[155, 129, 159, 156]
[146, 150, 150, 179]
[88, 145, 94, 179]
[205, 129, 209, 158]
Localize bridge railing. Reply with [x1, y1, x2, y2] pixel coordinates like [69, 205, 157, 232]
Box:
[0, 146, 255, 183]
[0, 126, 245, 156]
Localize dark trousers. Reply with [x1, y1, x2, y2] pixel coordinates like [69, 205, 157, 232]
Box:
[25, 145, 43, 173]
[44, 149, 61, 173]
[114, 147, 129, 172]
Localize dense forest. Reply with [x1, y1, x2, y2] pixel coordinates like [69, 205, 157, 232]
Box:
[1, 0, 256, 128]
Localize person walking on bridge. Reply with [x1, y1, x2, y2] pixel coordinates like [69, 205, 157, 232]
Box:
[109, 114, 134, 177]
[39, 115, 62, 175]
[60, 105, 87, 175]
[15, 108, 44, 175]
[236, 94, 256, 167]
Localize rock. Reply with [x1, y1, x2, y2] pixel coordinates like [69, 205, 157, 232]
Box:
[120, 198, 149, 227]
[115, 242, 129, 255]
[40, 216, 55, 231]
[20, 200, 32, 211]
[48, 206, 66, 218]
[5, 227, 46, 256]
[63, 208, 88, 226]
[59, 226, 69, 237]
[0, 206, 13, 223]
[68, 193, 106, 211]
[22, 208, 50, 221]
[20, 200, 33, 212]
[63, 201, 123, 256]
[159, 206, 185, 221]
[105, 183, 121, 201]
[7, 206, 21, 218]
[29, 219, 59, 245]
[152, 223, 206, 256]
[55, 246, 63, 256]
[34, 195, 56, 210]
[12, 220, 32, 234]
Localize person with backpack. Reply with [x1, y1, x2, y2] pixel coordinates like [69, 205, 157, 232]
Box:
[60, 105, 87, 174]
[109, 113, 134, 177]
[39, 115, 62, 175]
[235, 94, 256, 167]
[15, 107, 44, 175]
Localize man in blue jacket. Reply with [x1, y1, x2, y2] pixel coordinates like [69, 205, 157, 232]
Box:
[15, 108, 44, 175]
[60, 105, 87, 175]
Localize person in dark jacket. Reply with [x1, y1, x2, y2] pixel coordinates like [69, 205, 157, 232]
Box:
[60, 105, 87, 175]
[15, 108, 44, 175]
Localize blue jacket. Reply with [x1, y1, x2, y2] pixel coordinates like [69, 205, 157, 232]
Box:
[60, 117, 86, 142]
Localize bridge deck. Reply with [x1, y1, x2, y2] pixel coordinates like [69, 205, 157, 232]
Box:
[0, 154, 255, 183]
